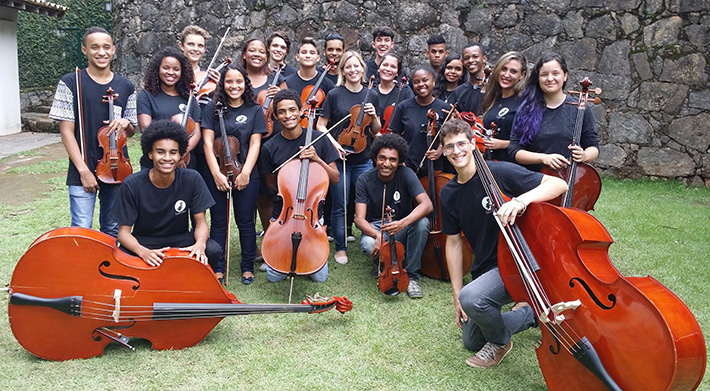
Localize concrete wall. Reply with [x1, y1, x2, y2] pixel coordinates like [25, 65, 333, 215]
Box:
[0, 7, 21, 136]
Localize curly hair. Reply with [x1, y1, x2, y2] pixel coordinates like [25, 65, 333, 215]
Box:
[433, 53, 467, 99]
[212, 63, 257, 117]
[370, 133, 408, 166]
[141, 119, 189, 157]
[143, 47, 195, 100]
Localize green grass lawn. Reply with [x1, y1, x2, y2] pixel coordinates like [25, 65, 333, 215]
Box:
[0, 138, 708, 390]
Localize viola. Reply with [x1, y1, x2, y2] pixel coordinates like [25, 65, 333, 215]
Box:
[7, 227, 353, 361]
[379, 76, 407, 135]
[540, 77, 602, 211]
[470, 146, 706, 390]
[170, 83, 198, 165]
[257, 65, 283, 138]
[195, 58, 232, 102]
[419, 110, 473, 280]
[376, 204, 408, 296]
[96, 87, 132, 184]
[338, 75, 375, 154]
[261, 108, 330, 280]
[299, 60, 336, 128]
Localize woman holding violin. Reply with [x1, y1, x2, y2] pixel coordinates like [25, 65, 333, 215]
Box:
[479, 51, 527, 162]
[137, 47, 202, 170]
[202, 63, 267, 285]
[374, 52, 413, 121]
[317, 50, 382, 265]
[509, 53, 599, 172]
[433, 53, 466, 105]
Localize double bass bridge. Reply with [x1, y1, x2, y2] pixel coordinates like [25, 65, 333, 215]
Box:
[541, 299, 581, 325]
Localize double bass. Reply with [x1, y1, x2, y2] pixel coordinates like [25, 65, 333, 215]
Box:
[338, 76, 375, 154]
[261, 105, 330, 292]
[7, 227, 353, 361]
[376, 193, 408, 296]
[541, 77, 602, 211]
[96, 87, 132, 184]
[419, 110, 473, 280]
[470, 141, 706, 390]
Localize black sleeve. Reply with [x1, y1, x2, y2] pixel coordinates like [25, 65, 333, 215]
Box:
[440, 183, 460, 235]
[110, 177, 139, 226]
[186, 170, 215, 214]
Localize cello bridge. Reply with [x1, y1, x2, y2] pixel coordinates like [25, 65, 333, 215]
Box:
[293, 213, 306, 220]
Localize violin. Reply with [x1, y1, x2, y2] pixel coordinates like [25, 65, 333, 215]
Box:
[7, 227, 353, 361]
[338, 75, 375, 154]
[379, 76, 407, 135]
[299, 60, 336, 128]
[458, 111, 486, 154]
[376, 203, 408, 296]
[419, 110, 473, 280]
[96, 87, 132, 184]
[540, 77, 602, 211]
[470, 145, 706, 390]
[170, 83, 198, 165]
[213, 102, 242, 185]
[261, 107, 330, 278]
[257, 65, 283, 138]
[480, 64, 492, 94]
[195, 58, 232, 102]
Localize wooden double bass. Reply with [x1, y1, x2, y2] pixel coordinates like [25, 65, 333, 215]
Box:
[96, 87, 132, 184]
[7, 227, 353, 361]
[541, 77, 602, 211]
[470, 142, 706, 390]
[419, 110, 473, 280]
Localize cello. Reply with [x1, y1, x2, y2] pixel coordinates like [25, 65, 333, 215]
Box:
[541, 77, 602, 211]
[419, 110, 473, 280]
[261, 105, 330, 296]
[299, 59, 336, 128]
[338, 76, 375, 154]
[96, 87, 132, 184]
[379, 76, 407, 135]
[7, 227, 353, 361]
[469, 141, 706, 390]
[376, 191, 408, 296]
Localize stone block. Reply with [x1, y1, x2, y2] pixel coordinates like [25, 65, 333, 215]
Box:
[521, 37, 557, 64]
[397, 3, 437, 32]
[463, 6, 492, 35]
[586, 15, 616, 41]
[495, 5, 518, 29]
[596, 144, 627, 168]
[619, 13, 639, 36]
[643, 16, 682, 47]
[525, 13, 562, 36]
[689, 91, 710, 111]
[558, 38, 597, 71]
[660, 54, 708, 87]
[685, 24, 708, 50]
[607, 112, 653, 144]
[136, 31, 160, 55]
[636, 147, 696, 177]
[334, 1, 358, 24]
[631, 52, 653, 80]
[562, 11, 584, 39]
[598, 40, 631, 75]
[636, 82, 689, 114]
[667, 113, 710, 152]
[669, 0, 710, 12]
[274, 4, 299, 25]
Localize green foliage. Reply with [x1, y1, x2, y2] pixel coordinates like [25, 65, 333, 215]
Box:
[17, 0, 112, 89]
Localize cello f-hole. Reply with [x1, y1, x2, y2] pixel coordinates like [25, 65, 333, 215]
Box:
[98, 261, 141, 291]
[569, 277, 616, 310]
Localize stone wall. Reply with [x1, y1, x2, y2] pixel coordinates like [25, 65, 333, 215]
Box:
[111, 0, 710, 185]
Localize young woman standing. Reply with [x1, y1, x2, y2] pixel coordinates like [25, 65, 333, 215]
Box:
[509, 53, 599, 172]
[317, 51, 381, 265]
[202, 63, 267, 284]
[480, 51, 527, 162]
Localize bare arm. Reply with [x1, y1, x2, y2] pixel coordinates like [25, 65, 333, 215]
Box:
[234, 133, 263, 190]
[60, 120, 99, 193]
[496, 174, 568, 225]
[180, 211, 209, 265]
[117, 225, 168, 266]
[381, 192, 433, 236]
[445, 233, 468, 329]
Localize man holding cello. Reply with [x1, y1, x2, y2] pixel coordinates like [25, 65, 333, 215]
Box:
[354, 133, 432, 298]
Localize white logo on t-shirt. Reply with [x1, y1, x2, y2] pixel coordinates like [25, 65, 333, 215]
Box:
[174, 200, 187, 214]
[497, 107, 509, 118]
[179, 103, 187, 113]
[393, 191, 401, 202]
[235, 115, 247, 124]
[481, 196, 492, 211]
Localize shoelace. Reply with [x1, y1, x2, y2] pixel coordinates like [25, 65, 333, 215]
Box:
[475, 343, 501, 362]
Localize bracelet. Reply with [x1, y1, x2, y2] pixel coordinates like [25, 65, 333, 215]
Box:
[511, 197, 527, 216]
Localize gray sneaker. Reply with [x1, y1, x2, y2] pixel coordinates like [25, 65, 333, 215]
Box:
[466, 340, 513, 368]
[406, 280, 422, 298]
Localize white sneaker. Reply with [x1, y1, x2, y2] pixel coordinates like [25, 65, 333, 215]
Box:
[406, 280, 422, 298]
[259, 262, 267, 272]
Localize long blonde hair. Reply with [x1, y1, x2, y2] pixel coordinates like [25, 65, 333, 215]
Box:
[337, 50, 366, 86]
[481, 51, 528, 117]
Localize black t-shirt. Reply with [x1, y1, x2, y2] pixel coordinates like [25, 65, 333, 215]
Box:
[282, 64, 298, 77]
[355, 166, 425, 223]
[324, 71, 339, 86]
[201, 101, 267, 180]
[49, 69, 137, 186]
[282, 71, 335, 98]
[389, 97, 449, 176]
[509, 95, 599, 172]
[482, 95, 520, 162]
[111, 168, 215, 238]
[321, 85, 378, 165]
[454, 82, 483, 115]
[440, 161, 543, 279]
[260, 128, 339, 216]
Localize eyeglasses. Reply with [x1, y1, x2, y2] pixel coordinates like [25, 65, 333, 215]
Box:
[443, 140, 471, 154]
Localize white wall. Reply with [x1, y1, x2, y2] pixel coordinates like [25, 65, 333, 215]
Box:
[0, 7, 21, 136]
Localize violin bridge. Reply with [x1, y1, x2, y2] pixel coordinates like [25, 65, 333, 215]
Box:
[542, 299, 582, 325]
[112, 289, 122, 323]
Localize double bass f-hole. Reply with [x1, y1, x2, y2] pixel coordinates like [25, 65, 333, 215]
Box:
[569, 277, 616, 310]
[98, 261, 140, 290]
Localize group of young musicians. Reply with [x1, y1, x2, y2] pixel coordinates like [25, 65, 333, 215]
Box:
[49, 25, 599, 369]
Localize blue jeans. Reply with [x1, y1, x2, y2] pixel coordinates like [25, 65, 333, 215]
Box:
[360, 217, 429, 280]
[265, 262, 329, 283]
[459, 267, 536, 351]
[204, 173, 260, 275]
[68, 184, 119, 236]
[331, 159, 373, 252]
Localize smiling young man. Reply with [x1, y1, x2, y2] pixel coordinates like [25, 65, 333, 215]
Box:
[354, 133, 432, 298]
[49, 26, 137, 237]
[259, 89, 340, 282]
[438, 118, 566, 368]
[454, 42, 488, 115]
[365, 26, 407, 82]
[267, 31, 297, 77]
[322, 32, 345, 85]
[281, 37, 335, 103]
[111, 120, 221, 270]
